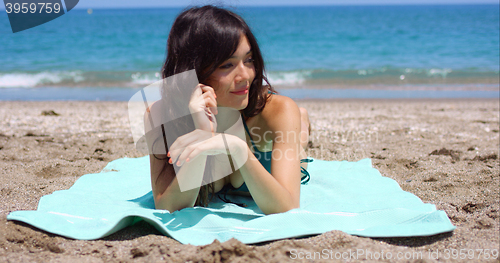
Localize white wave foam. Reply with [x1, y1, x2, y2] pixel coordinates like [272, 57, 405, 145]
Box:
[131, 72, 161, 85]
[267, 71, 312, 85]
[427, 68, 452, 78]
[357, 69, 377, 75]
[0, 71, 84, 88]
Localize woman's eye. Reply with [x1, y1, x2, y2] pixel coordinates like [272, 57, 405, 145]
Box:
[219, 63, 233, 69]
[219, 58, 253, 69]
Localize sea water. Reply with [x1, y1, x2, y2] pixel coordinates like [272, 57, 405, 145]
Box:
[0, 5, 498, 100]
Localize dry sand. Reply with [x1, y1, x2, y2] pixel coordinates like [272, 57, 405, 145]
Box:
[0, 99, 498, 262]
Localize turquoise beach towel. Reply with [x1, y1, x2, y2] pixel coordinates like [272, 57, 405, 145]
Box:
[7, 156, 455, 245]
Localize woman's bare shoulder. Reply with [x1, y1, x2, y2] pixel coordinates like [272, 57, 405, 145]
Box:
[262, 94, 299, 115]
[261, 94, 301, 129]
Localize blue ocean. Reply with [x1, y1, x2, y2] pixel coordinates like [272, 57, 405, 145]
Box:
[0, 4, 499, 100]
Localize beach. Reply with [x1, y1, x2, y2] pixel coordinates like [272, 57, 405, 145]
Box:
[0, 99, 498, 262]
[1, 3, 499, 262]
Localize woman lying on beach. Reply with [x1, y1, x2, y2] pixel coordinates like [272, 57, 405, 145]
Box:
[146, 5, 312, 215]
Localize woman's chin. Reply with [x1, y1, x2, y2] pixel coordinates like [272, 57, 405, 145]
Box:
[219, 98, 248, 111]
[238, 98, 249, 110]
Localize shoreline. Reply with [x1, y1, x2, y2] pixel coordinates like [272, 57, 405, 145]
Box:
[0, 100, 498, 262]
[295, 97, 500, 103]
[1, 86, 498, 102]
[274, 82, 500, 91]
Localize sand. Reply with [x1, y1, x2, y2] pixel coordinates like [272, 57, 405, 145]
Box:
[0, 99, 498, 262]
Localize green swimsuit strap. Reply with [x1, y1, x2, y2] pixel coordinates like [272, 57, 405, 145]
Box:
[300, 158, 313, 184]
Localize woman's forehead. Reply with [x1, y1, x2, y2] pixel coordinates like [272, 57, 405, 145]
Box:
[230, 35, 251, 58]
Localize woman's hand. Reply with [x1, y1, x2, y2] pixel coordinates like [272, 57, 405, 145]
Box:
[189, 84, 218, 133]
[168, 129, 248, 168]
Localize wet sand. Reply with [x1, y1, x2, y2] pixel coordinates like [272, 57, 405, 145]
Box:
[0, 99, 498, 262]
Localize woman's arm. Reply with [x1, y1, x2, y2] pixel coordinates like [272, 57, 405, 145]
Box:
[236, 96, 302, 214]
[145, 107, 209, 212]
[150, 153, 208, 212]
[163, 95, 303, 214]
[171, 95, 303, 214]
[147, 84, 219, 212]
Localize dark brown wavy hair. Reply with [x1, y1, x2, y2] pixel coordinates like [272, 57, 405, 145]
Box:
[155, 5, 276, 207]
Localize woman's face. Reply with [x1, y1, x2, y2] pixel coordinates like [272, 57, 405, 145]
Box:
[206, 34, 256, 110]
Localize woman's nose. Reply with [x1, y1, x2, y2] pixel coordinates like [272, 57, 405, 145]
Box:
[235, 61, 251, 83]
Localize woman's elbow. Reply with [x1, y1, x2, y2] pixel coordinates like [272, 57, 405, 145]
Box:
[263, 202, 300, 215]
[154, 193, 193, 213]
[279, 204, 300, 214]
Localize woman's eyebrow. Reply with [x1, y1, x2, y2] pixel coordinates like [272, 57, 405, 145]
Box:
[230, 50, 252, 59]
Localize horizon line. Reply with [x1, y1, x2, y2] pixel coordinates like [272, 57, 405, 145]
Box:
[1, 2, 499, 11]
[75, 2, 500, 9]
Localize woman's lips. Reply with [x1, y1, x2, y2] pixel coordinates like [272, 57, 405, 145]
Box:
[230, 88, 249, 95]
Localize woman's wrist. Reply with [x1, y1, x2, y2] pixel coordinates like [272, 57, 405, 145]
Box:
[223, 133, 248, 169]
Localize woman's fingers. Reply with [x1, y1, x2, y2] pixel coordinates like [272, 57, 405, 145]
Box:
[169, 132, 226, 166]
[200, 84, 217, 99]
[188, 84, 218, 132]
[168, 132, 247, 169]
[200, 86, 218, 115]
[169, 130, 207, 160]
[201, 93, 217, 115]
[175, 144, 202, 166]
[171, 139, 207, 166]
[176, 135, 225, 166]
[189, 84, 216, 113]
[168, 130, 214, 164]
